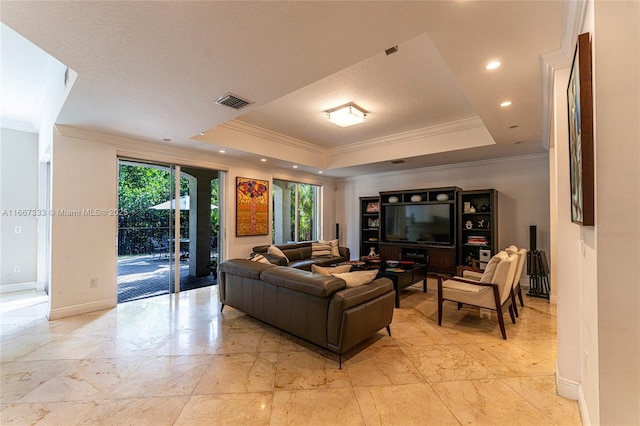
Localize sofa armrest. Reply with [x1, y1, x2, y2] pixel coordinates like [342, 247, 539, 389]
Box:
[339, 246, 351, 260]
[326, 278, 394, 344]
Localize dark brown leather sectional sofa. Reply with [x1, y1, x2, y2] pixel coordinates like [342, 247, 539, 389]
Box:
[218, 258, 395, 367]
[252, 241, 350, 270]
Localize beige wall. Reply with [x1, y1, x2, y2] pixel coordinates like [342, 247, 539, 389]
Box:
[0, 128, 39, 290]
[553, 1, 640, 424]
[47, 126, 340, 319]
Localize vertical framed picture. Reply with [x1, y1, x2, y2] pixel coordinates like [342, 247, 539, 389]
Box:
[567, 32, 595, 226]
[236, 177, 269, 236]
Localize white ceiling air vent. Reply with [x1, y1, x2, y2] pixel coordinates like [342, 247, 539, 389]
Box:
[214, 93, 253, 110]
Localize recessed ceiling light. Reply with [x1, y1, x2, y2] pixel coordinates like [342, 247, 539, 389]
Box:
[260, 158, 267, 162]
[485, 60, 502, 70]
[500, 101, 512, 107]
[318, 171, 323, 174]
[219, 150, 226, 153]
[292, 165, 298, 169]
[199, 132, 205, 136]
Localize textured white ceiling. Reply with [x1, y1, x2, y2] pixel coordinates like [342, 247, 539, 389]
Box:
[0, 1, 565, 177]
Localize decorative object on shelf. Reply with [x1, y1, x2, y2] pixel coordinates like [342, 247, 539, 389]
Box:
[436, 193, 449, 201]
[369, 247, 377, 257]
[388, 196, 399, 203]
[567, 32, 595, 226]
[410, 194, 422, 202]
[367, 217, 380, 228]
[469, 206, 476, 213]
[463, 202, 471, 213]
[477, 219, 485, 228]
[386, 260, 399, 267]
[366, 202, 380, 213]
[368, 237, 378, 241]
[480, 205, 488, 212]
[467, 235, 488, 245]
[465, 220, 473, 230]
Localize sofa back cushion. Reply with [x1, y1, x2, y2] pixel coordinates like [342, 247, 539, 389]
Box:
[261, 266, 346, 298]
[311, 264, 352, 276]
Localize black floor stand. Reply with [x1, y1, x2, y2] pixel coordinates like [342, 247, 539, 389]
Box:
[527, 250, 550, 299]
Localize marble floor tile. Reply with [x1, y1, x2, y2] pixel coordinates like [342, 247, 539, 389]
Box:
[275, 349, 351, 390]
[457, 341, 555, 378]
[0, 400, 99, 425]
[401, 344, 496, 383]
[346, 343, 424, 387]
[270, 387, 364, 425]
[194, 352, 278, 394]
[174, 392, 272, 426]
[431, 379, 555, 425]
[503, 376, 583, 425]
[0, 288, 581, 426]
[77, 396, 189, 425]
[353, 383, 461, 425]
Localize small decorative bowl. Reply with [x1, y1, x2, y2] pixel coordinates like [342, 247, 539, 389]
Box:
[388, 196, 399, 203]
[386, 260, 399, 267]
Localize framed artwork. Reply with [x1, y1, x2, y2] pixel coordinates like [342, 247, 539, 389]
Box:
[236, 177, 269, 236]
[567, 32, 595, 226]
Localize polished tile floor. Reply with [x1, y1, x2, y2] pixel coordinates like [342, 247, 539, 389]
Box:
[1, 281, 581, 425]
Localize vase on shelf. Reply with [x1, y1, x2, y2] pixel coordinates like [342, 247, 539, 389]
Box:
[369, 247, 376, 257]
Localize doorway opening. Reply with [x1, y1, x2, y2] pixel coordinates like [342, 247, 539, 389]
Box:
[116, 160, 220, 303]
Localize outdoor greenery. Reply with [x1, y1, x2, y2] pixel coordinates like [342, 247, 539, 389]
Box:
[117, 163, 219, 255]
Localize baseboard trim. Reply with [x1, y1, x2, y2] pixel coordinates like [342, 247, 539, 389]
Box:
[550, 294, 558, 305]
[0, 281, 37, 293]
[578, 383, 592, 426]
[48, 297, 116, 320]
[556, 369, 580, 400]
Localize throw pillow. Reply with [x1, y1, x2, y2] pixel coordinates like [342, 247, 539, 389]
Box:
[480, 251, 509, 283]
[312, 241, 333, 258]
[329, 239, 340, 257]
[267, 245, 289, 263]
[311, 264, 352, 276]
[331, 270, 379, 287]
[249, 254, 270, 264]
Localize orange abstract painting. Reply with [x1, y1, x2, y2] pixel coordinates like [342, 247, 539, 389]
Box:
[236, 177, 269, 236]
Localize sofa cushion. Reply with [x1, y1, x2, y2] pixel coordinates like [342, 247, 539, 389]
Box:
[268, 245, 289, 263]
[260, 266, 346, 297]
[250, 254, 271, 264]
[312, 241, 333, 258]
[332, 270, 379, 287]
[219, 258, 276, 279]
[311, 264, 352, 276]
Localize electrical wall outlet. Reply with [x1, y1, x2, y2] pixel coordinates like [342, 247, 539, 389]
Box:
[89, 278, 98, 288]
[14, 226, 22, 234]
[13, 265, 21, 273]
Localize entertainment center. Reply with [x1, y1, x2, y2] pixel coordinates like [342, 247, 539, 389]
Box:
[359, 187, 497, 276]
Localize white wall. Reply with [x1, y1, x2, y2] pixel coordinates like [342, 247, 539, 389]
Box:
[552, 1, 640, 424]
[47, 126, 339, 319]
[0, 128, 39, 291]
[341, 154, 550, 274]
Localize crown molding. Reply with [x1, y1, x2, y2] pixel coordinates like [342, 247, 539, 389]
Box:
[328, 117, 486, 156]
[219, 119, 327, 155]
[0, 118, 36, 133]
[540, 0, 589, 150]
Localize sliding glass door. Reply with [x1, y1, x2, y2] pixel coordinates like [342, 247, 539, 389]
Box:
[117, 160, 220, 303]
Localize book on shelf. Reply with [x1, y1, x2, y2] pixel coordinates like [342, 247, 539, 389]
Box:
[466, 236, 488, 245]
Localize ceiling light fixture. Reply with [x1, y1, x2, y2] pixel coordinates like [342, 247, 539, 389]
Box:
[485, 60, 502, 70]
[293, 165, 298, 169]
[260, 158, 267, 162]
[219, 150, 226, 153]
[318, 171, 323, 174]
[327, 104, 366, 127]
[500, 101, 512, 107]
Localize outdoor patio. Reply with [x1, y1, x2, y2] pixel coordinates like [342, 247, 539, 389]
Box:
[117, 255, 216, 303]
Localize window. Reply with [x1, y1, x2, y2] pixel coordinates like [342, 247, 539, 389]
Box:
[272, 179, 321, 244]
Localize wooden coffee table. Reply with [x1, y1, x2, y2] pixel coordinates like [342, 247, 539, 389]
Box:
[378, 263, 427, 308]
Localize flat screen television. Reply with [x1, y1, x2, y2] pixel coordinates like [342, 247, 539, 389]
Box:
[383, 203, 452, 245]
